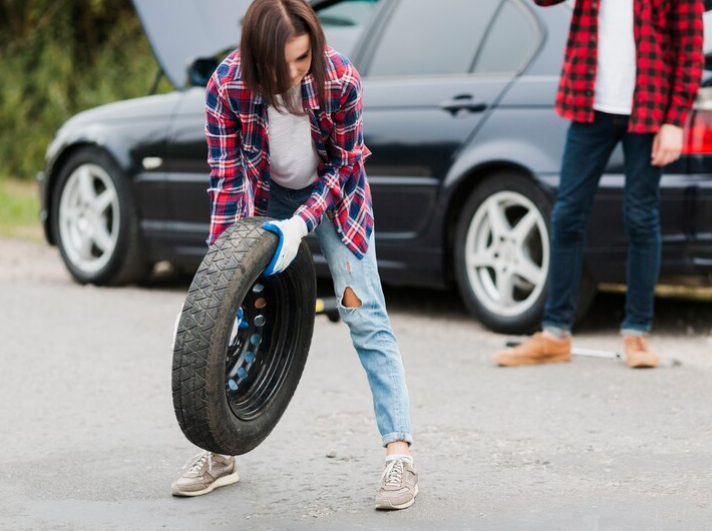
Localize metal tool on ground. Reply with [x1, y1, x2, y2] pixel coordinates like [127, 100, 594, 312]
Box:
[505, 341, 622, 360]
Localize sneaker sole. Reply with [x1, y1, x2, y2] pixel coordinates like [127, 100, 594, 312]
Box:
[627, 362, 659, 369]
[375, 484, 419, 510]
[171, 470, 240, 497]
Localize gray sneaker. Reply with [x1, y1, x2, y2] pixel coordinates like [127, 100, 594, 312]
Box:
[171, 451, 239, 497]
[375, 457, 418, 510]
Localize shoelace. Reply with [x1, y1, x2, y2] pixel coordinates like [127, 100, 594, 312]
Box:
[183, 451, 213, 474]
[382, 459, 405, 487]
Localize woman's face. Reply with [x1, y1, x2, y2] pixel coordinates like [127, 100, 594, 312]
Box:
[284, 33, 311, 87]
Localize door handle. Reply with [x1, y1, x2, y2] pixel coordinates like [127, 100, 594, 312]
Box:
[440, 95, 488, 115]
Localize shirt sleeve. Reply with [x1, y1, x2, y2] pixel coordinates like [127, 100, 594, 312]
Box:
[205, 72, 250, 246]
[294, 64, 366, 232]
[665, 0, 705, 128]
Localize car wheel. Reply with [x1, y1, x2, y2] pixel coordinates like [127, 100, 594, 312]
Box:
[172, 217, 316, 455]
[51, 148, 149, 285]
[454, 173, 595, 334]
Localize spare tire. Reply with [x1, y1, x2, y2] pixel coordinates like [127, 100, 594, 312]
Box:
[172, 217, 316, 455]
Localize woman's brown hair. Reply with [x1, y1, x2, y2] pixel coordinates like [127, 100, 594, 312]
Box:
[240, 0, 326, 114]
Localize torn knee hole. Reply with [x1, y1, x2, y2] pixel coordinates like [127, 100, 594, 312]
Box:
[341, 287, 362, 308]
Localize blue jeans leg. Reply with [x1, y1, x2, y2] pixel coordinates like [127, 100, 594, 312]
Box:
[268, 181, 412, 447]
[543, 113, 625, 332]
[620, 132, 662, 334]
[314, 221, 412, 447]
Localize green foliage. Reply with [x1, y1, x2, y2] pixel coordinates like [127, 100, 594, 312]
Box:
[0, 0, 171, 180]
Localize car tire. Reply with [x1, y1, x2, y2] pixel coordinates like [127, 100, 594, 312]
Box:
[454, 173, 596, 334]
[172, 217, 316, 455]
[51, 148, 149, 285]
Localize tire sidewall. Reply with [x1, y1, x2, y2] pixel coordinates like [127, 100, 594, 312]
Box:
[173, 218, 316, 455]
[209, 239, 314, 453]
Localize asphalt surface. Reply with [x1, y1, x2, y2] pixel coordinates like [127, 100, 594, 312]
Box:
[1, 237, 711, 531]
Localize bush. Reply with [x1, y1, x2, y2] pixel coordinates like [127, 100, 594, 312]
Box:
[0, 0, 170, 180]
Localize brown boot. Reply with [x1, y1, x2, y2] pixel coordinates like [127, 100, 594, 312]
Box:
[623, 335, 659, 369]
[494, 332, 572, 367]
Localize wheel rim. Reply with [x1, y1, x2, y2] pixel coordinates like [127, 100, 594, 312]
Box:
[224, 276, 298, 421]
[464, 190, 549, 318]
[58, 163, 120, 275]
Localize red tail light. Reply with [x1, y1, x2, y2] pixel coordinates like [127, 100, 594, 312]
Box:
[682, 87, 712, 155]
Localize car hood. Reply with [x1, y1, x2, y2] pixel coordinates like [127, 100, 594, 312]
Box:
[64, 92, 184, 126]
[131, 0, 337, 89]
[130, 0, 251, 89]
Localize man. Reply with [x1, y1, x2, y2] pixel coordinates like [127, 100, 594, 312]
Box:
[495, 0, 704, 368]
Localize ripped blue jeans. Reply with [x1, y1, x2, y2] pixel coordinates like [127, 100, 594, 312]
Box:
[267, 181, 412, 447]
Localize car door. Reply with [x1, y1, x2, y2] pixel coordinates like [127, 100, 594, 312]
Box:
[352, 0, 521, 277]
[162, 87, 212, 259]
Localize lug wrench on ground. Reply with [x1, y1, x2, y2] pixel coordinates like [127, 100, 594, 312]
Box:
[505, 341, 622, 360]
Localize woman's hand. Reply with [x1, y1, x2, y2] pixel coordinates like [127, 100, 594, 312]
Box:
[262, 216, 309, 276]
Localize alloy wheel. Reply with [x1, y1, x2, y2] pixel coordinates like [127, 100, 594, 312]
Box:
[463, 190, 549, 318]
[58, 163, 120, 275]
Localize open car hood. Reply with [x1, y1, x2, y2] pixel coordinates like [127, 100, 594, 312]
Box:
[131, 0, 339, 89]
[131, 0, 251, 89]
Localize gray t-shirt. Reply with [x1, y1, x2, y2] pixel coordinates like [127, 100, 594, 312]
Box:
[267, 88, 319, 190]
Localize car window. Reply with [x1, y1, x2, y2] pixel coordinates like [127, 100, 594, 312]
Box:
[366, 0, 502, 78]
[319, 0, 381, 58]
[474, 0, 539, 74]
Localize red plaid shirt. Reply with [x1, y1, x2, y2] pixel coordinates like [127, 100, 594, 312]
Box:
[205, 46, 373, 258]
[535, 0, 704, 132]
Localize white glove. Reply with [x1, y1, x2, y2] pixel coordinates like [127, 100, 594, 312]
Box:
[262, 216, 309, 276]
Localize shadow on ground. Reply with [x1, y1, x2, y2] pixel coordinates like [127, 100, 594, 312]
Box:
[144, 264, 712, 335]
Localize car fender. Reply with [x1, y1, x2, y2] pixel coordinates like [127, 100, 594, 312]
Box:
[444, 137, 560, 192]
[431, 137, 560, 281]
[42, 118, 172, 245]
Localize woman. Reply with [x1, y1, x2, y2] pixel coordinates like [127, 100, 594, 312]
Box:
[170, 0, 417, 510]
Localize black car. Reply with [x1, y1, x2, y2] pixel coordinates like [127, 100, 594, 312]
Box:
[38, 0, 712, 333]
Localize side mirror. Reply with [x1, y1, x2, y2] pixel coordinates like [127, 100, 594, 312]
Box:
[187, 57, 219, 87]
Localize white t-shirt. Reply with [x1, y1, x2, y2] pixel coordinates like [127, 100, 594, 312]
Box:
[267, 88, 319, 190]
[594, 0, 637, 115]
